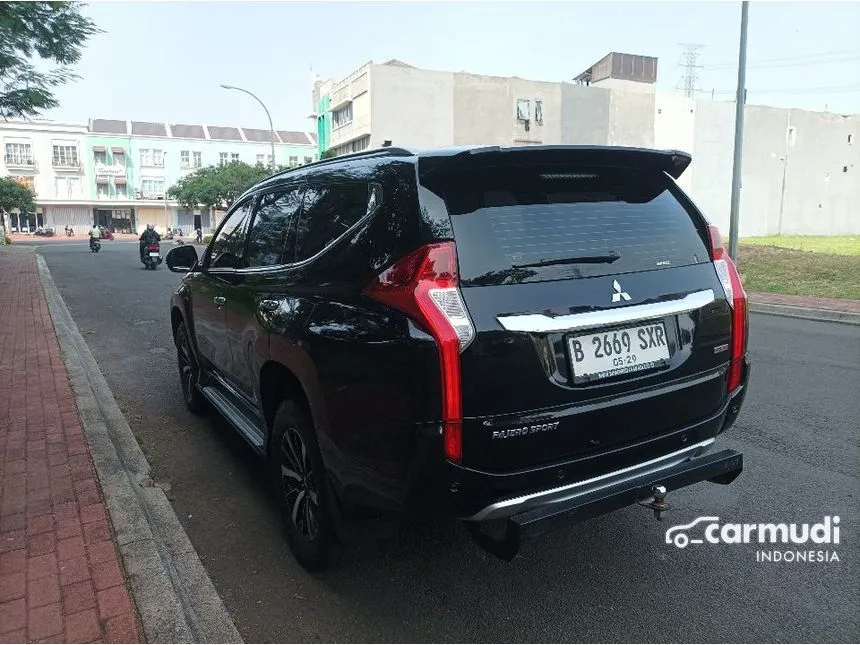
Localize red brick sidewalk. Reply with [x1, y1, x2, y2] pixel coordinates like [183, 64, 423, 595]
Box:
[748, 291, 860, 314]
[0, 252, 141, 643]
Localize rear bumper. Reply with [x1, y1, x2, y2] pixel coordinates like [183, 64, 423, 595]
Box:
[468, 447, 742, 560]
[466, 437, 725, 522]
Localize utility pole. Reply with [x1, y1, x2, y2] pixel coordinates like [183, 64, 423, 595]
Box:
[728, 1, 750, 261]
[676, 43, 704, 98]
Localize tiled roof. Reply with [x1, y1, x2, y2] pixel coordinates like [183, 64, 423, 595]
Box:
[242, 128, 278, 143]
[278, 131, 312, 145]
[170, 124, 206, 139]
[207, 125, 243, 141]
[90, 119, 127, 134]
[131, 121, 167, 137]
[88, 118, 315, 146]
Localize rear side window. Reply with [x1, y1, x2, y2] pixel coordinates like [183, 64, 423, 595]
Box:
[244, 187, 303, 267]
[293, 182, 380, 262]
[207, 199, 252, 269]
[423, 165, 710, 285]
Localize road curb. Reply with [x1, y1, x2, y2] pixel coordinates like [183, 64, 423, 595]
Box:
[749, 301, 860, 326]
[36, 254, 243, 644]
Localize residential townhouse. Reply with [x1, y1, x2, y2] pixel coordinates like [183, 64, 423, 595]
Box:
[0, 118, 317, 235]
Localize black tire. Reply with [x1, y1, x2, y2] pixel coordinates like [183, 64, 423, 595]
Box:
[174, 323, 207, 414]
[270, 401, 335, 571]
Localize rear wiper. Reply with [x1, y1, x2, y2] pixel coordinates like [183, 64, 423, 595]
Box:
[512, 252, 620, 269]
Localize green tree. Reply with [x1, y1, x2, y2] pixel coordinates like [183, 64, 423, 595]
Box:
[320, 149, 337, 159]
[167, 162, 285, 211]
[0, 2, 101, 119]
[0, 176, 36, 214]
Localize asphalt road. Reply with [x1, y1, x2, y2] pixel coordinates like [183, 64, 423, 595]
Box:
[36, 240, 860, 643]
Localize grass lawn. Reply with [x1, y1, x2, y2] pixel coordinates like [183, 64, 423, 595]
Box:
[740, 235, 860, 256]
[738, 243, 860, 301]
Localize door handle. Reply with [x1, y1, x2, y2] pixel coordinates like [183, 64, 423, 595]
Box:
[259, 299, 280, 312]
[214, 296, 226, 306]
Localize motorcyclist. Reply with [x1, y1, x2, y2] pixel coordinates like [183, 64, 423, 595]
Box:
[139, 223, 161, 261]
[88, 224, 101, 251]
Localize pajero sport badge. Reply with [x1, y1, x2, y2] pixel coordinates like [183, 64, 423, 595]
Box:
[492, 421, 560, 440]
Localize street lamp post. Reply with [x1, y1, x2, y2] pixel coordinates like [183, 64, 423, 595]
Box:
[220, 84, 277, 171]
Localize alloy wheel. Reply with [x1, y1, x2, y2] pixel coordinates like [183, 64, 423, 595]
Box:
[280, 427, 319, 541]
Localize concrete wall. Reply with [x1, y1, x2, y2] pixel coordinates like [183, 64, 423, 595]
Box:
[607, 89, 656, 149]
[654, 95, 696, 192]
[559, 84, 611, 145]
[370, 64, 454, 149]
[688, 103, 860, 236]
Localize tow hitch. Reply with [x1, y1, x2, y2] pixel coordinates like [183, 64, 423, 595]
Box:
[637, 485, 670, 521]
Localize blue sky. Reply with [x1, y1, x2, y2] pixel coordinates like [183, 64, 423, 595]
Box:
[46, 1, 860, 133]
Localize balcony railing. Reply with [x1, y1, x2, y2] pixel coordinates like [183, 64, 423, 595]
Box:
[4, 155, 36, 168]
[52, 160, 82, 169]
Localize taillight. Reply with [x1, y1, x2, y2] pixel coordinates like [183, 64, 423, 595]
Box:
[148, 244, 159, 251]
[708, 225, 748, 392]
[363, 242, 475, 463]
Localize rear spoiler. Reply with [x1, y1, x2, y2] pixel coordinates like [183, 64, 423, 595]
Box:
[417, 145, 693, 180]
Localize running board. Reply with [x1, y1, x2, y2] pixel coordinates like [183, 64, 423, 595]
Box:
[200, 384, 266, 450]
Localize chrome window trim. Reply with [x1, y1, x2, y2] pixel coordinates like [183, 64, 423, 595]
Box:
[466, 438, 715, 522]
[496, 289, 715, 334]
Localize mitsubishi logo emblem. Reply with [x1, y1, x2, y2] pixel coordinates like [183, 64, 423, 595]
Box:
[612, 280, 631, 303]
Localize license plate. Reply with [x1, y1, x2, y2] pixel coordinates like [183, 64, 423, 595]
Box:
[568, 322, 670, 383]
[149, 252, 160, 257]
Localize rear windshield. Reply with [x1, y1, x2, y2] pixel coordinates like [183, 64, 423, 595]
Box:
[422, 164, 710, 286]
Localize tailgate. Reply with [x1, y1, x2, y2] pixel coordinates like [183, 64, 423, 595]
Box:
[419, 155, 732, 472]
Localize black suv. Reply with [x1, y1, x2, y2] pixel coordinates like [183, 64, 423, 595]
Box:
[166, 145, 750, 570]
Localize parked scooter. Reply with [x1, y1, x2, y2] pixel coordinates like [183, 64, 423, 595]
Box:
[142, 242, 162, 269]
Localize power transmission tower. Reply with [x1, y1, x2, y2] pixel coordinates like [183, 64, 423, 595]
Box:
[676, 43, 704, 98]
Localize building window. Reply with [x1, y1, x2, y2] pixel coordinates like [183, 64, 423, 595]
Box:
[96, 183, 109, 198]
[140, 149, 164, 167]
[231, 153, 240, 162]
[192, 151, 202, 168]
[4, 142, 34, 166]
[256, 154, 265, 166]
[94, 150, 107, 165]
[219, 152, 228, 165]
[332, 102, 353, 128]
[68, 177, 80, 197]
[516, 99, 531, 122]
[788, 127, 797, 147]
[140, 178, 165, 197]
[115, 182, 127, 198]
[535, 100, 544, 125]
[304, 156, 313, 165]
[52, 145, 79, 167]
[288, 156, 298, 167]
[849, 134, 854, 145]
[181, 151, 190, 168]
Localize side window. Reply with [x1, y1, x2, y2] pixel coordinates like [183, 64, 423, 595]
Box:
[244, 187, 303, 268]
[207, 199, 252, 269]
[293, 182, 380, 262]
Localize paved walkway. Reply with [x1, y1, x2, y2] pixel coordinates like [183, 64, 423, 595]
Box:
[0, 252, 141, 643]
[748, 291, 860, 314]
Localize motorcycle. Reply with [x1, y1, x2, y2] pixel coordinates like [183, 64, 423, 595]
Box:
[89, 237, 101, 253]
[143, 243, 162, 270]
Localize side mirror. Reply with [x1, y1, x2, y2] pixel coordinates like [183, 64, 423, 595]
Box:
[166, 245, 199, 273]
